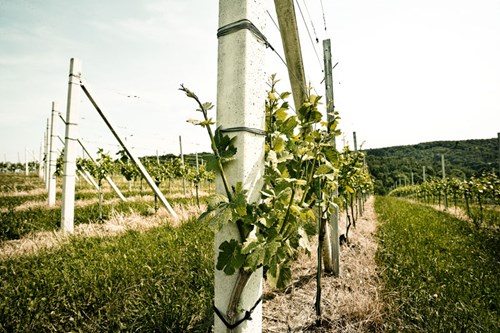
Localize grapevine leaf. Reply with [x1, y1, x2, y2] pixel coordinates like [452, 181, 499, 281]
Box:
[316, 164, 333, 175]
[216, 239, 245, 275]
[273, 136, 286, 153]
[205, 155, 218, 172]
[267, 262, 292, 289]
[281, 117, 298, 137]
[275, 107, 288, 121]
[207, 194, 229, 209]
[280, 92, 291, 100]
[230, 183, 248, 217]
[198, 202, 232, 232]
[214, 126, 237, 161]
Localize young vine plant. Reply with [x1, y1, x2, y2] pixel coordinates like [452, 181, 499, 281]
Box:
[181, 75, 369, 328]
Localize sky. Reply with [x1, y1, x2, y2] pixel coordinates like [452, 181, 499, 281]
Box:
[1, 0, 499, 163]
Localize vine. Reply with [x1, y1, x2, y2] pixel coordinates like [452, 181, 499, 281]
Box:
[181, 75, 368, 329]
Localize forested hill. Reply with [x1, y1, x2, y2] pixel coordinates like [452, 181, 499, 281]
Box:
[365, 137, 499, 195]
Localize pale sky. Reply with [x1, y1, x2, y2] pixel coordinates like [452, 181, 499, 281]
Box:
[1, 0, 499, 163]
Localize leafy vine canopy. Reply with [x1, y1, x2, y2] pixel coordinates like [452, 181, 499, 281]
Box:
[183, 75, 371, 288]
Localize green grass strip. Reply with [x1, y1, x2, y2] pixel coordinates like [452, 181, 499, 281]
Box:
[375, 196, 500, 332]
[0, 219, 214, 332]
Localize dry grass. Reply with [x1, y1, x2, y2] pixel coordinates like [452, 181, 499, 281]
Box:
[263, 196, 384, 332]
[0, 187, 47, 198]
[0, 202, 206, 260]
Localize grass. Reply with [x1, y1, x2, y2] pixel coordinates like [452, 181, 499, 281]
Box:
[0, 174, 45, 193]
[375, 196, 500, 332]
[0, 219, 214, 332]
[0, 196, 204, 242]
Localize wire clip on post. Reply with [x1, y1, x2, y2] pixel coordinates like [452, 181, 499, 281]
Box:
[217, 19, 275, 51]
[213, 296, 263, 330]
[220, 126, 266, 136]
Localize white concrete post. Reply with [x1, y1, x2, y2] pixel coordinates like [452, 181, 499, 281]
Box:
[215, 0, 266, 331]
[44, 118, 50, 187]
[47, 101, 58, 206]
[38, 142, 44, 178]
[61, 58, 81, 233]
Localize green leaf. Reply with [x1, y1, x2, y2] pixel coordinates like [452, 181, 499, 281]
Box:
[211, 206, 232, 231]
[207, 194, 229, 209]
[273, 136, 286, 153]
[316, 164, 333, 175]
[280, 92, 291, 100]
[205, 155, 218, 172]
[267, 262, 292, 289]
[198, 203, 232, 232]
[281, 116, 298, 137]
[231, 183, 248, 217]
[214, 126, 237, 162]
[216, 239, 245, 275]
[275, 108, 288, 121]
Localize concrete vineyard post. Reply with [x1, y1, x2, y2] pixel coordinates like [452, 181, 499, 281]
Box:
[215, 0, 265, 331]
[44, 118, 50, 187]
[423, 166, 426, 182]
[38, 143, 43, 178]
[497, 132, 499, 176]
[47, 102, 58, 206]
[61, 58, 82, 233]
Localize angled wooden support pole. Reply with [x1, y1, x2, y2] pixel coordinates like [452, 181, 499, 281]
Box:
[274, 0, 307, 111]
[79, 83, 178, 219]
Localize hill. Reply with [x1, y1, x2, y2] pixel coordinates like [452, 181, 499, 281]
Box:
[365, 137, 499, 195]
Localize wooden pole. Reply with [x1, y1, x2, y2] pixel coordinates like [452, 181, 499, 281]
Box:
[322, 38, 339, 276]
[274, 0, 307, 112]
[79, 83, 178, 218]
[497, 132, 500, 176]
[353, 131, 358, 153]
[61, 58, 81, 233]
[47, 102, 58, 206]
[215, 0, 266, 331]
